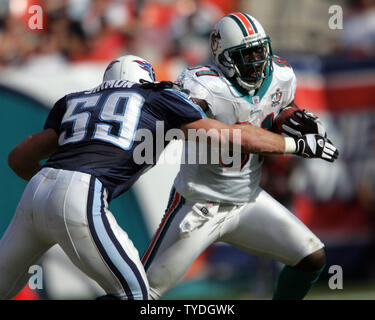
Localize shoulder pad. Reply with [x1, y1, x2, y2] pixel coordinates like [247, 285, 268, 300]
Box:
[271, 56, 296, 83]
[177, 65, 231, 98]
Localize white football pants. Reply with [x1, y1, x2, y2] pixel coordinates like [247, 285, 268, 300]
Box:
[143, 187, 324, 299]
[0, 167, 149, 300]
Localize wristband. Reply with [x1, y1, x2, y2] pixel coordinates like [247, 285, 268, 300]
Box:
[284, 137, 297, 154]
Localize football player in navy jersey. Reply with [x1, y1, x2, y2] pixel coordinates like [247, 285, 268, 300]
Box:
[2, 54, 336, 300]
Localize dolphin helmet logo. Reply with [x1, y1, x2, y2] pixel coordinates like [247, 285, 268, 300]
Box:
[210, 29, 221, 55]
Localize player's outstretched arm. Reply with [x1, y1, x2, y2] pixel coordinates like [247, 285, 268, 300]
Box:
[234, 123, 287, 154]
[181, 118, 286, 154]
[8, 128, 59, 181]
[237, 124, 338, 162]
[181, 119, 338, 162]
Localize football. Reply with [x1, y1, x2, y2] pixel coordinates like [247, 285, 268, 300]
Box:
[271, 105, 299, 134]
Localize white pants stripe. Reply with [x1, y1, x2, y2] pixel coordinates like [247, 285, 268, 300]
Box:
[87, 177, 148, 299]
[0, 168, 149, 300]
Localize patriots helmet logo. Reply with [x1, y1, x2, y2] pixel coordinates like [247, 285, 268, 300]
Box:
[133, 60, 157, 82]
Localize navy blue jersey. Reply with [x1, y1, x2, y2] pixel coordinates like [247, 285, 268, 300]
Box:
[43, 80, 206, 201]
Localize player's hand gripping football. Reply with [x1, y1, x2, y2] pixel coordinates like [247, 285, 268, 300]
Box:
[292, 134, 339, 162]
[282, 109, 327, 138]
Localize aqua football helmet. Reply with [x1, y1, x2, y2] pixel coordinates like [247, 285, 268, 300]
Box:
[209, 12, 273, 91]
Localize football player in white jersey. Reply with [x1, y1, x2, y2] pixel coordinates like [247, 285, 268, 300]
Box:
[143, 13, 338, 300]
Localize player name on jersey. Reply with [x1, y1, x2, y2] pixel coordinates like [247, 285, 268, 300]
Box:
[85, 80, 135, 94]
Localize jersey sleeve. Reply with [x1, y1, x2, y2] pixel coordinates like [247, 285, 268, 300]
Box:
[43, 96, 67, 134]
[177, 67, 215, 112]
[177, 66, 236, 124]
[285, 70, 297, 106]
[272, 56, 297, 106]
[153, 89, 207, 128]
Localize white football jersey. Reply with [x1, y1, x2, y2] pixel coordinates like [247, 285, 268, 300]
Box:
[174, 58, 297, 204]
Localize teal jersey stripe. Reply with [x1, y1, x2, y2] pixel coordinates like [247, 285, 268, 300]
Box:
[230, 69, 273, 104]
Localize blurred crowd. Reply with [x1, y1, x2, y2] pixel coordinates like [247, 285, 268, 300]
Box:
[338, 0, 375, 57]
[1, 0, 374, 79]
[0, 0, 239, 80]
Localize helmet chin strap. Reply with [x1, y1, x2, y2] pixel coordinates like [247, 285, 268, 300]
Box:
[235, 76, 263, 92]
[233, 64, 264, 92]
[218, 59, 264, 92]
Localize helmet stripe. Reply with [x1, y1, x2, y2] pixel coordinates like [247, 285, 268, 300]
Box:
[228, 14, 248, 37]
[242, 12, 258, 33]
[231, 12, 255, 36]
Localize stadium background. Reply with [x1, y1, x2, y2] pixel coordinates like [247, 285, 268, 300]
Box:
[0, 0, 375, 299]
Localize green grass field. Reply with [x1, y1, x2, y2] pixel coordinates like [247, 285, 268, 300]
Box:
[241, 280, 375, 300]
[306, 280, 375, 300]
[163, 277, 375, 300]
